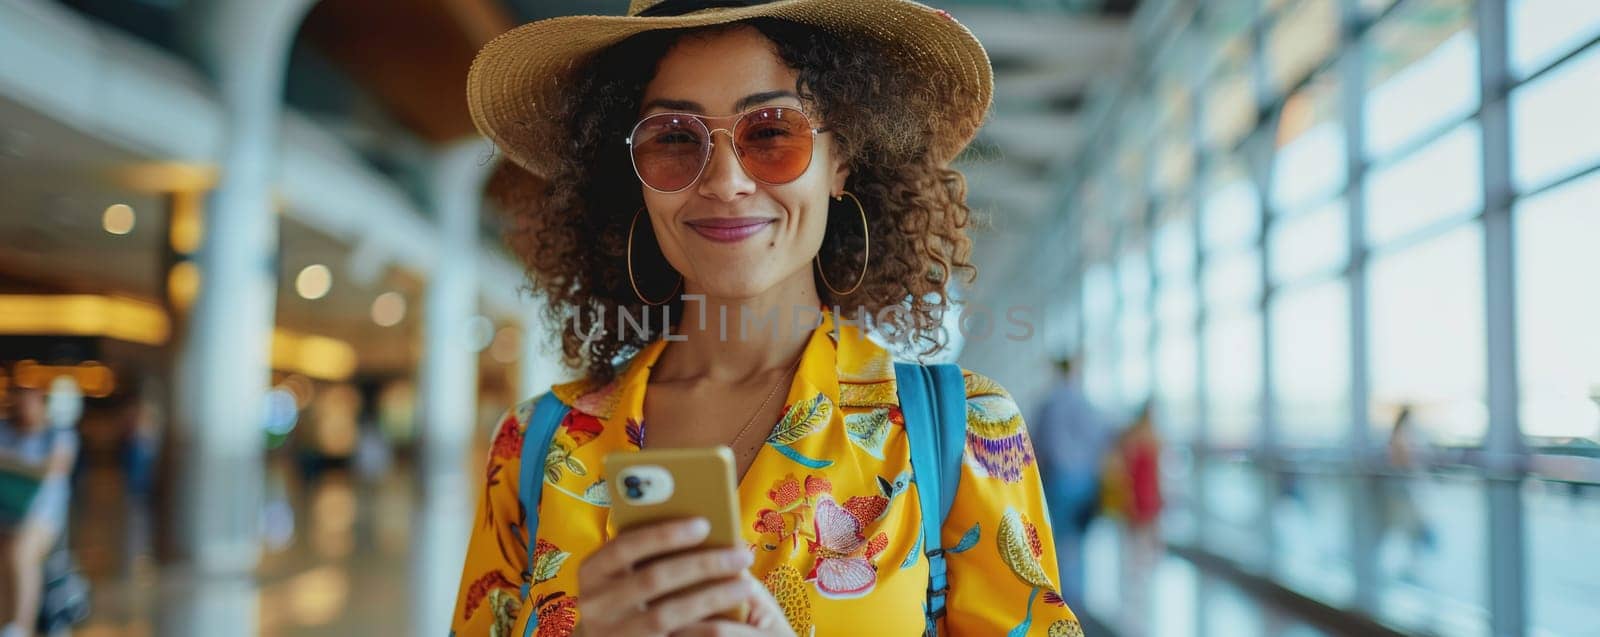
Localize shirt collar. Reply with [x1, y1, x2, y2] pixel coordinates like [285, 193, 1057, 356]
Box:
[555, 306, 901, 433]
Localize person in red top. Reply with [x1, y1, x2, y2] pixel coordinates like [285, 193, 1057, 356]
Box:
[1120, 404, 1163, 528]
[1101, 402, 1162, 637]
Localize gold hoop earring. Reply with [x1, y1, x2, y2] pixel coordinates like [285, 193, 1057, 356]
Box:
[814, 191, 869, 297]
[627, 207, 682, 306]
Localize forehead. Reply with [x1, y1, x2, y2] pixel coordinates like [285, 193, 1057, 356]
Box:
[642, 26, 801, 114]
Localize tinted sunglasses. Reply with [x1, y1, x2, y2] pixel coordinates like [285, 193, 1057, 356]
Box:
[626, 106, 823, 193]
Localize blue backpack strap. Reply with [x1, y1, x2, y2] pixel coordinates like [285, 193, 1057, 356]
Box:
[894, 362, 968, 635]
[518, 392, 570, 635]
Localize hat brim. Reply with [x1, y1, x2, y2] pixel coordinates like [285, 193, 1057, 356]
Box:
[466, 0, 993, 178]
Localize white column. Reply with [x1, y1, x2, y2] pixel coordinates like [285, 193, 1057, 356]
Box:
[167, 2, 315, 636]
[417, 138, 495, 470]
[174, 0, 317, 574]
[414, 138, 495, 636]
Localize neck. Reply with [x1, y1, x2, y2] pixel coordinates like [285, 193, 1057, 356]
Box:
[651, 267, 821, 384]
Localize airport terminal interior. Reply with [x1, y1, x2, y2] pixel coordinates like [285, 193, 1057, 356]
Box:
[0, 0, 1596, 635]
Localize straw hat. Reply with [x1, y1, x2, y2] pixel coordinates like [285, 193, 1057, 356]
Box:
[466, 0, 993, 179]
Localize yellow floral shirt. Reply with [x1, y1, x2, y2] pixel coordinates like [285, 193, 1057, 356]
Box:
[451, 311, 1082, 636]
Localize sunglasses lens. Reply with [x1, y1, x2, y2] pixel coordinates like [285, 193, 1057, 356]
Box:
[631, 114, 708, 191]
[735, 107, 814, 184]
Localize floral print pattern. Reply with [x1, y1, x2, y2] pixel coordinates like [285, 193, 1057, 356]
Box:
[451, 309, 1078, 636]
[763, 565, 815, 636]
[964, 393, 1036, 483]
[543, 412, 602, 483]
[752, 472, 898, 599]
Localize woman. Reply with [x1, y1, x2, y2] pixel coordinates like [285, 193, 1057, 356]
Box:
[1102, 403, 1161, 637]
[0, 382, 79, 637]
[452, 2, 1080, 635]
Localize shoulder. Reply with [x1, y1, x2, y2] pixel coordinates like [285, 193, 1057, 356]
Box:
[486, 397, 538, 463]
[549, 374, 622, 419]
[955, 368, 1034, 483]
[956, 368, 1024, 434]
[496, 378, 594, 443]
[957, 368, 1014, 402]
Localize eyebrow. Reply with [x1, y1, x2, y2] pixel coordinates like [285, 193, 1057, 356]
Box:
[641, 90, 802, 114]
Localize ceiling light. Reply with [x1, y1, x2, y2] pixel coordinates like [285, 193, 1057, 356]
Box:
[296, 265, 333, 300]
[272, 329, 358, 381]
[370, 292, 406, 327]
[168, 261, 200, 311]
[102, 204, 136, 235]
[0, 295, 170, 345]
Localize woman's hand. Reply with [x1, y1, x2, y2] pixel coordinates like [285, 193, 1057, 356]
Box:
[668, 574, 797, 636]
[572, 517, 780, 637]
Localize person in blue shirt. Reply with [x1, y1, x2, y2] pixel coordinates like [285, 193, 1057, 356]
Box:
[0, 381, 79, 637]
[1027, 356, 1111, 611]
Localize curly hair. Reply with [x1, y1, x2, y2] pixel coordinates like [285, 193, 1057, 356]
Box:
[494, 18, 979, 387]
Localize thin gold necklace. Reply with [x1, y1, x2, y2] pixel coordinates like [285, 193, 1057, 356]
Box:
[639, 350, 806, 451]
[726, 352, 807, 453]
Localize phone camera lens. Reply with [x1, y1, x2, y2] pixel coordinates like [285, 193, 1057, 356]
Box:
[624, 476, 641, 488]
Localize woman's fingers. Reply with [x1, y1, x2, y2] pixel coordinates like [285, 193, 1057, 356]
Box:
[734, 573, 796, 635]
[616, 576, 762, 636]
[585, 546, 754, 612]
[579, 517, 711, 582]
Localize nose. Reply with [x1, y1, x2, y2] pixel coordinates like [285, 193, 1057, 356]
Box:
[696, 129, 756, 201]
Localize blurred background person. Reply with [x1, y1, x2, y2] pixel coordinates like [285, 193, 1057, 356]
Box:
[1102, 401, 1163, 637]
[1028, 354, 1110, 611]
[1382, 405, 1436, 582]
[114, 379, 162, 500]
[0, 379, 80, 637]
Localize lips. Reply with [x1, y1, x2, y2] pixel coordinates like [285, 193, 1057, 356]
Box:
[685, 217, 775, 243]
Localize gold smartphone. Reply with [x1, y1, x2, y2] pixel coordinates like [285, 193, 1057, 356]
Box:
[604, 446, 748, 623]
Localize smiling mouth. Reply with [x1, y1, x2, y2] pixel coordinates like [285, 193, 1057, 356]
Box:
[685, 217, 776, 243]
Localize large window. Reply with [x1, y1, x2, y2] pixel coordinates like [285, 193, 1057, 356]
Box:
[1363, 0, 1477, 161]
[1119, 247, 1153, 409]
[1204, 308, 1263, 448]
[1201, 166, 1261, 252]
[1367, 224, 1487, 445]
[1058, 1, 1600, 634]
[1266, 0, 1338, 92]
[1364, 120, 1484, 246]
[1205, 39, 1258, 151]
[1083, 262, 1122, 410]
[1515, 172, 1600, 444]
[1510, 43, 1600, 192]
[1201, 250, 1261, 310]
[1268, 198, 1347, 284]
[1270, 73, 1346, 213]
[1154, 324, 1200, 443]
[1270, 279, 1351, 447]
[1508, 0, 1600, 77]
[1154, 211, 1200, 442]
